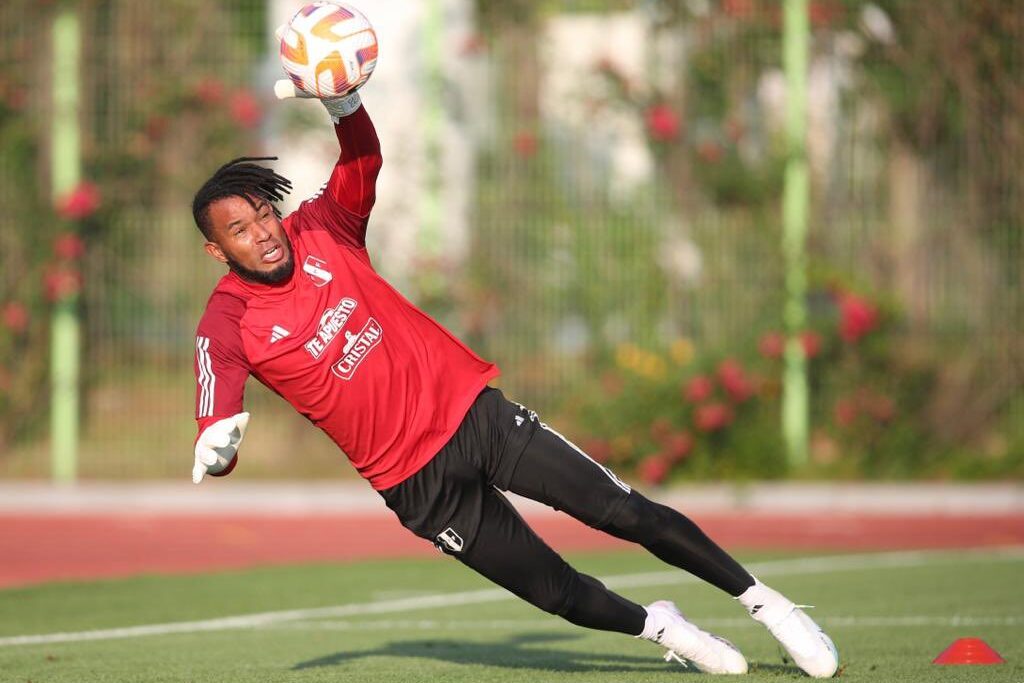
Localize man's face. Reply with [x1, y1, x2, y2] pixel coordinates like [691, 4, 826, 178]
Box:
[204, 195, 294, 285]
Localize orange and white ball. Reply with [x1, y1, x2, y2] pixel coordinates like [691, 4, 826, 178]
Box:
[279, 2, 378, 98]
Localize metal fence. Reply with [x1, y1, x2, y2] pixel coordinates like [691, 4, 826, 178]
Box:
[0, 0, 1021, 480]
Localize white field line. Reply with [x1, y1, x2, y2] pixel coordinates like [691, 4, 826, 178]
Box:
[1, 547, 1021, 648]
[268, 615, 1024, 631]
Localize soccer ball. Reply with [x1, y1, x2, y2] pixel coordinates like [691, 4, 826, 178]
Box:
[279, 2, 378, 98]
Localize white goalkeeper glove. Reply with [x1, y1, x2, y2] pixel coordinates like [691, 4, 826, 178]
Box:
[192, 412, 250, 484]
[273, 24, 362, 123]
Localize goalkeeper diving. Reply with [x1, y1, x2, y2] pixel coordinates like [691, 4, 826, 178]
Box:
[189, 12, 840, 677]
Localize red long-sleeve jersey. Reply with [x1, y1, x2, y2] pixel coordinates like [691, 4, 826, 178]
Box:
[193, 105, 499, 489]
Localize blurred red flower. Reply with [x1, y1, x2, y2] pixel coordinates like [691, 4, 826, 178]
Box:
[759, 331, 785, 359]
[722, 0, 757, 19]
[53, 233, 85, 261]
[665, 431, 694, 463]
[684, 375, 714, 403]
[595, 56, 618, 76]
[724, 119, 745, 142]
[717, 358, 744, 382]
[645, 103, 680, 142]
[581, 438, 612, 464]
[145, 114, 170, 141]
[717, 359, 752, 402]
[833, 398, 857, 427]
[6, 87, 27, 112]
[2, 302, 28, 334]
[696, 141, 724, 164]
[696, 402, 734, 432]
[229, 90, 262, 129]
[513, 130, 538, 158]
[649, 417, 673, 444]
[43, 266, 82, 302]
[809, 0, 844, 27]
[838, 293, 879, 343]
[459, 33, 487, 56]
[193, 77, 225, 105]
[601, 371, 624, 397]
[638, 454, 670, 485]
[56, 182, 100, 220]
[800, 330, 822, 359]
[865, 393, 896, 423]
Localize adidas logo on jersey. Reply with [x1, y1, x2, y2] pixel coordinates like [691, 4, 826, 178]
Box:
[270, 325, 291, 343]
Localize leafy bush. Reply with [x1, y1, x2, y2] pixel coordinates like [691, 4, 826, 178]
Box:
[559, 275, 1020, 483]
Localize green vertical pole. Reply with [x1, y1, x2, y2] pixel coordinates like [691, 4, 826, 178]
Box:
[420, 0, 444, 258]
[782, 0, 809, 468]
[51, 6, 82, 483]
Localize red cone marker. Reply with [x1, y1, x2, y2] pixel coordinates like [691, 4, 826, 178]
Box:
[933, 638, 1005, 665]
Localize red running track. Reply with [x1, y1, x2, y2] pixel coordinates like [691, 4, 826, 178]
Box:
[1, 512, 1022, 589]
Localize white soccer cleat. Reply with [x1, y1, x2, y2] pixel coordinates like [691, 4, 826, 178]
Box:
[641, 600, 748, 675]
[772, 608, 840, 678]
[740, 580, 839, 678]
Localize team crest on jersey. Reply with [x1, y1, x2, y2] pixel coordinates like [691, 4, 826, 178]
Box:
[305, 297, 358, 359]
[435, 527, 464, 553]
[331, 317, 383, 380]
[302, 255, 333, 287]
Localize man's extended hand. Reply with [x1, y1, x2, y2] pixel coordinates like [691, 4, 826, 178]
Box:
[192, 412, 250, 484]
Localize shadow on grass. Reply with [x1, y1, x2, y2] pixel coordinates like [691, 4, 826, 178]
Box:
[748, 661, 800, 675]
[292, 631, 689, 674]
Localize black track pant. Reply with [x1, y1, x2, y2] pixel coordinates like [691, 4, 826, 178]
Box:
[380, 388, 754, 636]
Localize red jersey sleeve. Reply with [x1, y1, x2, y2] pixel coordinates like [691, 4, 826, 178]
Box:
[291, 103, 383, 248]
[194, 291, 251, 475]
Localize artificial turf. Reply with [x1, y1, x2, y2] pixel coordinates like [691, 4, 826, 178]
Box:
[0, 549, 1020, 682]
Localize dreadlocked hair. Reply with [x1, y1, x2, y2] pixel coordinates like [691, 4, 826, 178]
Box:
[192, 156, 293, 239]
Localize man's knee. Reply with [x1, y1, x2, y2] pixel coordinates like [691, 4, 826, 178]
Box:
[459, 538, 579, 616]
[531, 564, 579, 616]
[603, 491, 672, 543]
[473, 559, 577, 616]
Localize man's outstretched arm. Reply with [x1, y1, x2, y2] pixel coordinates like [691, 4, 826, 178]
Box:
[276, 81, 383, 246]
[323, 96, 383, 219]
[193, 292, 252, 483]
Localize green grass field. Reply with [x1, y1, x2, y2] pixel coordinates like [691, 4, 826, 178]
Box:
[0, 549, 1021, 682]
